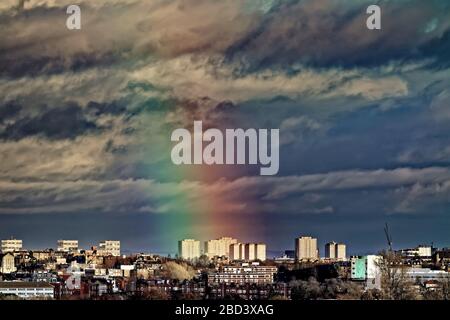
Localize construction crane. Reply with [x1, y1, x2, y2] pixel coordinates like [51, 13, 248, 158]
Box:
[384, 222, 393, 252]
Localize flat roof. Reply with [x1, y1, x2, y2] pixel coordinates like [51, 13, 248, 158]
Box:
[0, 282, 54, 289]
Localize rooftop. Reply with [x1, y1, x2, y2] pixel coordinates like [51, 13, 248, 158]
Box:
[0, 282, 54, 289]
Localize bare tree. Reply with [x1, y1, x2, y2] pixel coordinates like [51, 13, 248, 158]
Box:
[442, 277, 450, 300]
[376, 250, 418, 300]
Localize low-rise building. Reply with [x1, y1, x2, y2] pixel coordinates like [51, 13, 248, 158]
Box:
[32, 250, 53, 262]
[209, 262, 277, 285]
[0, 282, 54, 299]
[403, 268, 450, 283]
[399, 245, 432, 258]
[274, 253, 295, 264]
[57, 240, 79, 253]
[350, 255, 382, 290]
[98, 240, 120, 257]
[1, 238, 22, 253]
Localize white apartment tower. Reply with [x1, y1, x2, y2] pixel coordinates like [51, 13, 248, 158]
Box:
[335, 243, 346, 260]
[205, 237, 238, 258]
[245, 243, 257, 261]
[255, 243, 267, 262]
[229, 243, 243, 261]
[229, 243, 266, 261]
[325, 241, 337, 259]
[295, 236, 318, 261]
[325, 241, 346, 260]
[178, 239, 201, 260]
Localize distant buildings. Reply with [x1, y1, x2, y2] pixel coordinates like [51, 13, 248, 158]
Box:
[207, 282, 289, 300]
[284, 250, 295, 259]
[255, 243, 267, 262]
[32, 250, 53, 262]
[245, 243, 257, 261]
[435, 248, 450, 266]
[274, 252, 295, 264]
[0, 232, 449, 301]
[403, 267, 450, 283]
[1, 238, 22, 253]
[0, 282, 54, 298]
[57, 240, 79, 253]
[295, 236, 318, 261]
[98, 240, 120, 256]
[208, 262, 277, 285]
[0, 252, 16, 274]
[178, 239, 201, 260]
[325, 241, 346, 260]
[399, 245, 432, 258]
[229, 243, 266, 261]
[335, 243, 346, 260]
[230, 243, 245, 261]
[205, 237, 238, 258]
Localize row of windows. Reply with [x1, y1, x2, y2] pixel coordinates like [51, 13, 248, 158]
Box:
[0, 289, 53, 293]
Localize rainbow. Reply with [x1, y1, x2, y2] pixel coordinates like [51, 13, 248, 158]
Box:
[138, 114, 266, 254]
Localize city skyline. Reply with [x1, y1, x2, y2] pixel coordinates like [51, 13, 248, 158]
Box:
[0, 233, 442, 259]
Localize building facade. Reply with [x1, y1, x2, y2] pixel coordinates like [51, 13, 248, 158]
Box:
[403, 268, 450, 283]
[399, 245, 432, 258]
[350, 255, 382, 290]
[57, 240, 79, 252]
[98, 240, 121, 256]
[325, 241, 346, 260]
[178, 239, 201, 260]
[208, 263, 277, 285]
[0, 252, 16, 274]
[204, 237, 238, 258]
[229, 243, 243, 261]
[255, 243, 267, 262]
[1, 238, 22, 253]
[325, 242, 337, 259]
[229, 243, 266, 261]
[0, 282, 54, 298]
[245, 243, 257, 261]
[335, 243, 346, 260]
[295, 236, 318, 261]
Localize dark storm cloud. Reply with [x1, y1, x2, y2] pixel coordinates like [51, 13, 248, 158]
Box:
[0, 0, 261, 78]
[86, 101, 128, 116]
[0, 101, 22, 119]
[0, 103, 98, 140]
[0, 5, 130, 78]
[0, 52, 120, 78]
[421, 29, 450, 68]
[226, 0, 450, 70]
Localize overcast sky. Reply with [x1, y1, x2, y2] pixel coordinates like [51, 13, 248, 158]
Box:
[1, 0, 450, 255]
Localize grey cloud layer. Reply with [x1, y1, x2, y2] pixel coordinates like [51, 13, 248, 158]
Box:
[1, 167, 449, 215]
[1, 0, 449, 78]
[0, 0, 449, 224]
